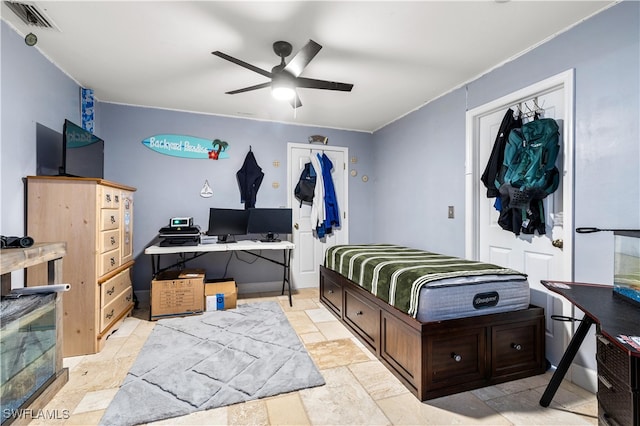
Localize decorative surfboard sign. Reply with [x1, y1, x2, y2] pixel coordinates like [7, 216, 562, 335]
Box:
[142, 134, 230, 159]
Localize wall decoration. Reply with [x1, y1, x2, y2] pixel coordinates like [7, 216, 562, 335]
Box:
[350, 169, 357, 177]
[141, 134, 230, 159]
[81, 88, 94, 133]
[200, 180, 213, 198]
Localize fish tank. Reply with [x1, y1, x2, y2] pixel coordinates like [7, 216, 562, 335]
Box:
[1, 293, 57, 424]
[613, 230, 640, 306]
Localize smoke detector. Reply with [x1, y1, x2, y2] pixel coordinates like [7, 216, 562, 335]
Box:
[4, 1, 59, 30]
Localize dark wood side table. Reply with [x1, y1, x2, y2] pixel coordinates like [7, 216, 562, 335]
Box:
[540, 280, 639, 426]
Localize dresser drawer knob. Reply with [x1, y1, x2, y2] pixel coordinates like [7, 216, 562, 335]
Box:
[451, 353, 462, 362]
[355, 310, 363, 316]
[328, 289, 334, 294]
[511, 343, 523, 351]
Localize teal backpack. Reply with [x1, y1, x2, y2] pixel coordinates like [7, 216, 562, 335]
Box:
[496, 118, 560, 208]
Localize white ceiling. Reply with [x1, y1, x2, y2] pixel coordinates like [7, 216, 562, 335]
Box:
[2, 1, 615, 133]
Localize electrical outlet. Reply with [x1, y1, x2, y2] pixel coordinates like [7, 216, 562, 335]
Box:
[448, 206, 455, 219]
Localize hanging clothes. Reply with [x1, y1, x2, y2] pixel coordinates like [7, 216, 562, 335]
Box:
[236, 149, 264, 209]
[481, 108, 522, 199]
[319, 152, 340, 231]
[310, 153, 326, 238]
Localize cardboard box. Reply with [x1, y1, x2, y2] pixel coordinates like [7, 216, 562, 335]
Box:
[151, 269, 204, 320]
[204, 279, 237, 311]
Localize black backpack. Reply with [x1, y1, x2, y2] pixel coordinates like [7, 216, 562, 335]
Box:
[294, 162, 316, 207]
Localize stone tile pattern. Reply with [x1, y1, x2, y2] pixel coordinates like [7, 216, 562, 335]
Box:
[31, 288, 599, 425]
[99, 302, 324, 425]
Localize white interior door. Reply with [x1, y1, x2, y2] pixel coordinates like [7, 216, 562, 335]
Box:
[288, 144, 349, 289]
[466, 71, 575, 369]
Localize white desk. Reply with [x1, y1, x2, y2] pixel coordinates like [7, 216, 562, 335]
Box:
[144, 240, 295, 305]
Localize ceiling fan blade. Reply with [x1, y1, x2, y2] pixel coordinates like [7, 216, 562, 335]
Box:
[212, 51, 272, 78]
[283, 40, 322, 77]
[225, 82, 271, 95]
[289, 92, 302, 109]
[295, 77, 354, 92]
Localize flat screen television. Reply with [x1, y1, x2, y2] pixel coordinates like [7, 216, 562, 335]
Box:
[247, 208, 292, 242]
[36, 123, 64, 176]
[206, 208, 249, 243]
[62, 119, 104, 178]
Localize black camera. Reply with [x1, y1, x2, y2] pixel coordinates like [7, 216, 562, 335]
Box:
[0, 235, 34, 249]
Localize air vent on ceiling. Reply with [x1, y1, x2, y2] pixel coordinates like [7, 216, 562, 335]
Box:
[4, 1, 58, 29]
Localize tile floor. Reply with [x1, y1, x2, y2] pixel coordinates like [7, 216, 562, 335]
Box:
[32, 288, 598, 425]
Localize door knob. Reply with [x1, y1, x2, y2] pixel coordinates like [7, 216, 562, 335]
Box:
[552, 239, 563, 249]
[294, 223, 299, 230]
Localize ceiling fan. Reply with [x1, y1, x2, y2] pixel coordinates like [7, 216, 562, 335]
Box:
[211, 40, 353, 108]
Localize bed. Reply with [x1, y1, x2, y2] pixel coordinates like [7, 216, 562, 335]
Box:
[319, 244, 546, 400]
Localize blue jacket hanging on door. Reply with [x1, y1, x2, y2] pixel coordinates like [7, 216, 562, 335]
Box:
[236, 149, 264, 209]
[316, 152, 340, 237]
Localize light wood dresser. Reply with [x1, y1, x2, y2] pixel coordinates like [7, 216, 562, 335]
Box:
[26, 176, 136, 357]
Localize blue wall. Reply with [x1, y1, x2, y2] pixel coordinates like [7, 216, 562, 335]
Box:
[98, 103, 374, 290]
[371, 2, 639, 285]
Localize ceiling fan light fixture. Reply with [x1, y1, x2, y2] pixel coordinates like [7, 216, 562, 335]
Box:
[272, 85, 296, 101]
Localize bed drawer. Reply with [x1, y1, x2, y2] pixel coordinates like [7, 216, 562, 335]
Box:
[344, 288, 379, 348]
[321, 275, 343, 317]
[491, 318, 543, 377]
[427, 327, 486, 389]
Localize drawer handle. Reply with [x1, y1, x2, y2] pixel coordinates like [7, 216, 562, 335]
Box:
[126, 294, 132, 302]
[110, 236, 116, 245]
[110, 257, 116, 266]
[451, 353, 462, 362]
[328, 289, 334, 294]
[598, 374, 614, 391]
[106, 309, 114, 319]
[355, 311, 363, 316]
[107, 286, 115, 295]
[110, 215, 116, 224]
[596, 334, 612, 347]
[511, 343, 523, 351]
[106, 194, 111, 202]
[115, 195, 119, 203]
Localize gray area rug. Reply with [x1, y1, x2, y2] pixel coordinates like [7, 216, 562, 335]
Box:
[100, 302, 325, 426]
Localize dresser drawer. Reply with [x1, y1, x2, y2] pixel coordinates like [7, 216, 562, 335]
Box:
[99, 186, 114, 208]
[427, 327, 485, 388]
[597, 334, 635, 388]
[492, 319, 543, 377]
[597, 366, 636, 426]
[101, 229, 120, 254]
[100, 286, 133, 331]
[99, 249, 120, 277]
[101, 269, 131, 308]
[101, 208, 120, 231]
[344, 288, 379, 347]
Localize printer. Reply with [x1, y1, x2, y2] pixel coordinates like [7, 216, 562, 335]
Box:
[158, 217, 201, 247]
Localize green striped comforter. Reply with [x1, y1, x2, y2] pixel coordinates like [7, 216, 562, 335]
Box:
[325, 244, 526, 318]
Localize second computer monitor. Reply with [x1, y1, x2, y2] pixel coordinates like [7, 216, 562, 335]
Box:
[247, 208, 292, 242]
[207, 208, 249, 243]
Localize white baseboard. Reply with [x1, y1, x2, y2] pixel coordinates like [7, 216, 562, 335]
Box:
[569, 363, 597, 394]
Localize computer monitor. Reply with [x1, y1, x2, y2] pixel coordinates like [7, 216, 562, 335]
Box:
[247, 208, 293, 242]
[206, 208, 249, 243]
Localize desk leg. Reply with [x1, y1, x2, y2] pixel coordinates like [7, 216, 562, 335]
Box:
[539, 314, 594, 407]
[281, 248, 292, 307]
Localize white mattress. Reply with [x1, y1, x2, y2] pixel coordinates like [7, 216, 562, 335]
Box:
[415, 274, 530, 322]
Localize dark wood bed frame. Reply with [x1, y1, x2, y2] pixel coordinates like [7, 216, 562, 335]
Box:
[319, 265, 547, 400]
